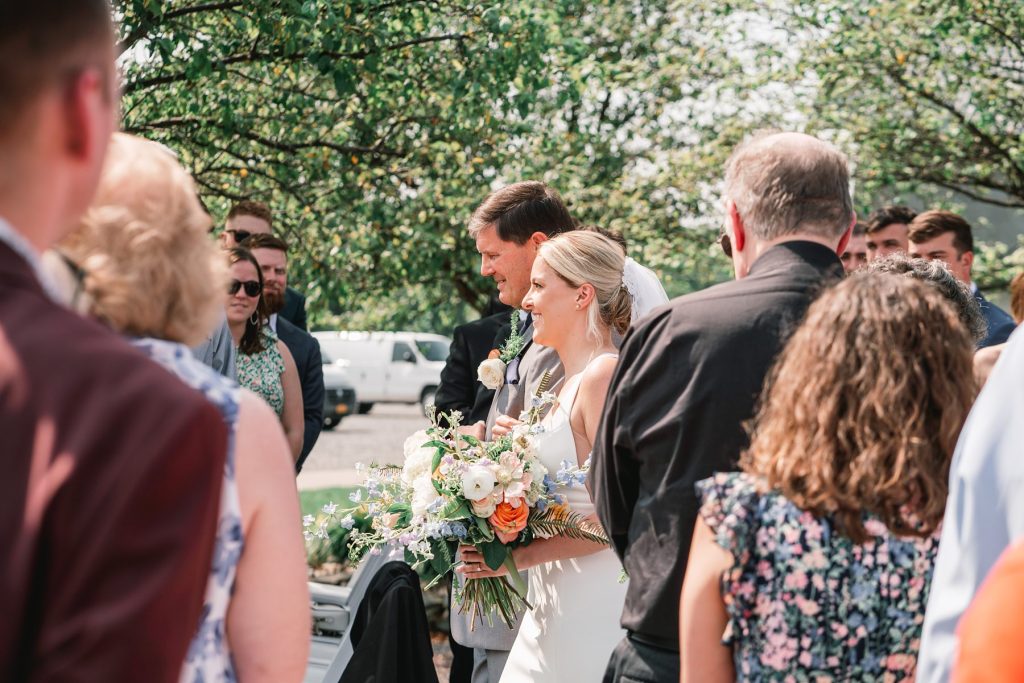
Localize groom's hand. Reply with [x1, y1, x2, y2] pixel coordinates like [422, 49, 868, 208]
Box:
[457, 421, 486, 440]
[491, 415, 522, 437]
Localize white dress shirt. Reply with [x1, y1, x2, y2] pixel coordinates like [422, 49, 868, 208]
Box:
[918, 325, 1024, 681]
[0, 216, 59, 300]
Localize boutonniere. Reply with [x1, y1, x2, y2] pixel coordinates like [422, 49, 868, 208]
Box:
[477, 310, 526, 390]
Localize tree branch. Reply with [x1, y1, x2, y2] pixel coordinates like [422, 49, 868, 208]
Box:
[123, 33, 470, 94]
[119, 2, 246, 55]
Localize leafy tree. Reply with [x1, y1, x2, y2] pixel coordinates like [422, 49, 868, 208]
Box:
[116, 0, 730, 330]
[679, 0, 1024, 287]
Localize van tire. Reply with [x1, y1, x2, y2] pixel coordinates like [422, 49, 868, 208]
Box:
[420, 387, 437, 417]
[323, 416, 341, 431]
[357, 403, 374, 415]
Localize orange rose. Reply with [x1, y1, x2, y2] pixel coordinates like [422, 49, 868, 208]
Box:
[487, 348, 501, 360]
[489, 500, 529, 544]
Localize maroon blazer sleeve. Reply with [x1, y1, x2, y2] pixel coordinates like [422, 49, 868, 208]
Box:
[27, 398, 227, 683]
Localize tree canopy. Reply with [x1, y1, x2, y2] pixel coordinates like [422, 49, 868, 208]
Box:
[117, 0, 1024, 331]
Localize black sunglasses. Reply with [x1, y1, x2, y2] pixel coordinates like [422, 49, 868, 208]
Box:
[717, 230, 733, 258]
[225, 229, 252, 243]
[228, 279, 262, 297]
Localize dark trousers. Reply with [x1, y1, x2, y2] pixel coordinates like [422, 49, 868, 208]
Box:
[603, 635, 679, 683]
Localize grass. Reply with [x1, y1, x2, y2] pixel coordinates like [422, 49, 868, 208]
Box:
[299, 486, 357, 518]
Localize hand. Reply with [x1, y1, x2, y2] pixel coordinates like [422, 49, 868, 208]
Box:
[456, 544, 509, 580]
[458, 421, 486, 440]
[491, 415, 522, 438]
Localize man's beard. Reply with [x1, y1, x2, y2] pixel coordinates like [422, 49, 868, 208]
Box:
[264, 288, 285, 314]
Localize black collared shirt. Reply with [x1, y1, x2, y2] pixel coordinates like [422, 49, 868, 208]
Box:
[590, 240, 844, 650]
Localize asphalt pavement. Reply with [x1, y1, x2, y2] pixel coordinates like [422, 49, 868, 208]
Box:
[297, 403, 429, 491]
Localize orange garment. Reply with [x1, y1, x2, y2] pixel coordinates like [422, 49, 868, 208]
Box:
[954, 541, 1024, 682]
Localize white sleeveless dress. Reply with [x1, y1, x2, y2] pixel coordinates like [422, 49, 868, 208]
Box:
[499, 356, 628, 683]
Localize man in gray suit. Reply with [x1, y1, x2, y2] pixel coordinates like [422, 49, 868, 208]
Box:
[453, 181, 576, 683]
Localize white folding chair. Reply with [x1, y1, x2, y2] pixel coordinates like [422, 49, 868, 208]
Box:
[304, 544, 406, 683]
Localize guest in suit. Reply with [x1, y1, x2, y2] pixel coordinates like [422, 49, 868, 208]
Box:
[222, 199, 308, 329]
[244, 233, 324, 469]
[435, 297, 513, 427]
[453, 181, 576, 683]
[60, 133, 310, 682]
[908, 209, 1016, 348]
[0, 4, 228, 680]
[592, 132, 853, 682]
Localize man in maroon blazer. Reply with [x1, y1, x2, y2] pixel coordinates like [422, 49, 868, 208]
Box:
[0, 3, 229, 681]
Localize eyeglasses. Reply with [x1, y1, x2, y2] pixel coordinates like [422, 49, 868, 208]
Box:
[228, 279, 262, 297]
[717, 230, 733, 258]
[225, 229, 252, 243]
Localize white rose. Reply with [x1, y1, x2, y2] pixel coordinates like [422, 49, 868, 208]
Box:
[461, 464, 497, 501]
[411, 477, 442, 518]
[477, 358, 506, 391]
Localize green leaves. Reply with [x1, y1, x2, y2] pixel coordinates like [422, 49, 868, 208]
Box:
[480, 538, 509, 571]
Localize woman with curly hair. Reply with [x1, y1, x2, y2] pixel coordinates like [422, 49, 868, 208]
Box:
[679, 273, 976, 682]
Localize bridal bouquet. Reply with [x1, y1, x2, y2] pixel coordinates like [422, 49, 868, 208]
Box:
[306, 399, 608, 629]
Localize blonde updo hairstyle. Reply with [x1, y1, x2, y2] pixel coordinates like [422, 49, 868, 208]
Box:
[61, 133, 226, 346]
[536, 231, 631, 340]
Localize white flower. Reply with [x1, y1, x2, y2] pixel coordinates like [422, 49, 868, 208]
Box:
[403, 430, 431, 458]
[477, 358, 506, 391]
[402, 430, 436, 486]
[461, 464, 497, 501]
[411, 477, 442, 518]
[322, 502, 338, 515]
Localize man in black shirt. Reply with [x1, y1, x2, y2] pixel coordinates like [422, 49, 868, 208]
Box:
[591, 132, 853, 682]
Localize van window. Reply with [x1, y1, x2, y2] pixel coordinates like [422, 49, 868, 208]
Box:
[415, 339, 450, 362]
[392, 341, 416, 363]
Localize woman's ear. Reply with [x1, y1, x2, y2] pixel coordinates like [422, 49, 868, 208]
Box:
[576, 283, 597, 309]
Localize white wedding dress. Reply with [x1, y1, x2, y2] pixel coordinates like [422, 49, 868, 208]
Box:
[499, 355, 628, 683]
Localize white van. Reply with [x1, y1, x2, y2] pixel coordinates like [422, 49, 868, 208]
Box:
[313, 331, 451, 415]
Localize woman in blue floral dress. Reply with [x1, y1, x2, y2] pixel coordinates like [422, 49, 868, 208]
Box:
[680, 274, 977, 682]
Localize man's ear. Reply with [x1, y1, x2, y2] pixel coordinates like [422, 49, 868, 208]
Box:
[529, 231, 549, 248]
[727, 201, 746, 253]
[63, 68, 106, 161]
[962, 250, 975, 271]
[835, 214, 856, 257]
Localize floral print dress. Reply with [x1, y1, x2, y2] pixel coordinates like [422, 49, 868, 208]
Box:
[132, 338, 243, 683]
[696, 472, 940, 682]
[235, 326, 285, 415]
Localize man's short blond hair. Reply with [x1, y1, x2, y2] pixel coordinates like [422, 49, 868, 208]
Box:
[62, 133, 225, 346]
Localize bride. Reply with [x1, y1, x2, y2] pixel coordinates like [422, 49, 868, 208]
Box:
[457, 230, 632, 682]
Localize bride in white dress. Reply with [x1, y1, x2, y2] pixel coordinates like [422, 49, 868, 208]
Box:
[458, 231, 632, 682]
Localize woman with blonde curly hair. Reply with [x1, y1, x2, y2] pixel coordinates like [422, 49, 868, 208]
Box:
[679, 273, 976, 682]
[57, 133, 309, 682]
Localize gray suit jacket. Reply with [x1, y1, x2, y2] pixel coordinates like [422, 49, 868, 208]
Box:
[452, 320, 564, 652]
[191, 317, 236, 380]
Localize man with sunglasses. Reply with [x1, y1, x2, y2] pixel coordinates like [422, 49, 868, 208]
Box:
[221, 200, 308, 330]
[0, 3, 228, 680]
[592, 132, 851, 683]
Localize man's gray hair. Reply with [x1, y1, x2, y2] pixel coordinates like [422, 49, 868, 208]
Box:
[865, 253, 988, 343]
[723, 131, 854, 241]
